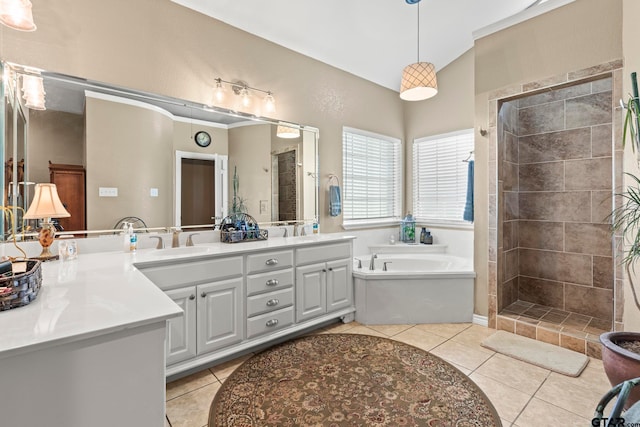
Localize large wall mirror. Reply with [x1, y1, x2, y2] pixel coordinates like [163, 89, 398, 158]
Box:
[0, 61, 319, 240]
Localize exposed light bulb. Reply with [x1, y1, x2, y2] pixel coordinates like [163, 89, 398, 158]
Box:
[0, 0, 36, 31]
[263, 92, 276, 114]
[240, 87, 251, 108]
[213, 79, 225, 104]
[21, 74, 45, 110]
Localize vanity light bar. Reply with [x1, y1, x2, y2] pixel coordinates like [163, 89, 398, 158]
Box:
[213, 78, 276, 116]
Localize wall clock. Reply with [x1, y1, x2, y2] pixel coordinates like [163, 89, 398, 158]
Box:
[194, 131, 211, 147]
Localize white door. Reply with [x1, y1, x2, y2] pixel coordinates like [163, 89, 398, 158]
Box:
[295, 263, 326, 322]
[326, 258, 352, 312]
[197, 278, 243, 355]
[165, 286, 197, 366]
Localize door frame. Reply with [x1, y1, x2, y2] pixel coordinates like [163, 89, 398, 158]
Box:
[174, 150, 228, 228]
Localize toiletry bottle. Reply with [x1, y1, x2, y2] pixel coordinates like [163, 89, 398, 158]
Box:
[122, 222, 131, 252]
[424, 229, 433, 245]
[128, 223, 137, 252]
[420, 227, 427, 244]
[313, 222, 319, 234]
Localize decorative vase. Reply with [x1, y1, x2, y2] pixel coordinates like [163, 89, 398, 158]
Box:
[600, 331, 640, 410]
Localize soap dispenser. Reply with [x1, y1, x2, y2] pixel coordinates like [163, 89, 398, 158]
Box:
[420, 227, 427, 244]
[122, 222, 131, 252]
[423, 229, 433, 245]
[128, 223, 137, 252]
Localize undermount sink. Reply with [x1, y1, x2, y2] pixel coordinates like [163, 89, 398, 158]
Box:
[150, 246, 209, 257]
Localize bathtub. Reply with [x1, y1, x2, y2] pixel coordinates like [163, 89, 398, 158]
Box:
[352, 252, 475, 325]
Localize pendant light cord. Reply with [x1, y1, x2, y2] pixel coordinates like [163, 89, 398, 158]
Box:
[416, 2, 420, 63]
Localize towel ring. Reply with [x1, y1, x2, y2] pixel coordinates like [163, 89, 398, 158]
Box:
[328, 174, 340, 187]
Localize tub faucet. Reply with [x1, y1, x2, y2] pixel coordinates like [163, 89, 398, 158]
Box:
[383, 261, 392, 272]
[369, 253, 377, 270]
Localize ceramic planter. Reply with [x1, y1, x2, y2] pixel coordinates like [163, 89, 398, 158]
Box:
[600, 331, 640, 409]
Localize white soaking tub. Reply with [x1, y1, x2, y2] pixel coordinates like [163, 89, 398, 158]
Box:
[352, 251, 475, 325]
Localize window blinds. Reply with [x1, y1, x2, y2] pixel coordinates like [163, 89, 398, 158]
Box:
[413, 129, 474, 223]
[342, 128, 401, 222]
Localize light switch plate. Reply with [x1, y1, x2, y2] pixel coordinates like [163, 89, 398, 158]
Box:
[150, 188, 159, 197]
[260, 199, 268, 213]
[99, 187, 118, 197]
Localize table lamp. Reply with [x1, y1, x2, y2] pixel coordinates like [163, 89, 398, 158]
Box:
[24, 183, 70, 260]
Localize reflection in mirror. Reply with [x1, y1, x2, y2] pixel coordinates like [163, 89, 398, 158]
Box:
[1, 61, 319, 240]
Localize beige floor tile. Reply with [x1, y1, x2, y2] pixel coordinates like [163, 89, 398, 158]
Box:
[391, 327, 448, 351]
[343, 324, 389, 337]
[501, 419, 511, 427]
[366, 323, 415, 337]
[209, 354, 252, 381]
[475, 353, 550, 395]
[513, 397, 590, 427]
[469, 373, 532, 423]
[166, 382, 220, 427]
[577, 364, 611, 391]
[412, 322, 472, 339]
[321, 321, 361, 333]
[534, 372, 608, 418]
[451, 324, 498, 348]
[164, 416, 171, 427]
[166, 369, 218, 401]
[430, 340, 494, 371]
[451, 362, 472, 376]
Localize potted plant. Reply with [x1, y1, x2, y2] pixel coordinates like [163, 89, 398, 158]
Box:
[601, 71, 640, 409]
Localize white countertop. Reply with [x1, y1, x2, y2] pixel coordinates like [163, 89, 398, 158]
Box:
[0, 234, 354, 359]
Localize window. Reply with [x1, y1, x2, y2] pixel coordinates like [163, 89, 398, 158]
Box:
[342, 127, 402, 227]
[413, 129, 474, 224]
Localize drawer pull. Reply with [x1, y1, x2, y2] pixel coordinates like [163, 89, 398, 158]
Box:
[266, 319, 279, 327]
[201, 292, 207, 298]
[265, 279, 279, 286]
[266, 298, 279, 307]
[265, 258, 279, 266]
[189, 294, 195, 300]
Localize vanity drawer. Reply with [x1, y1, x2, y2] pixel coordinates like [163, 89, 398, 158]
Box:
[296, 243, 351, 266]
[246, 250, 293, 274]
[247, 288, 294, 317]
[246, 268, 294, 296]
[139, 256, 243, 291]
[246, 306, 294, 339]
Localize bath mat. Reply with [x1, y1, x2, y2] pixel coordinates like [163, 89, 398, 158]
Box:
[209, 333, 501, 426]
[481, 330, 589, 377]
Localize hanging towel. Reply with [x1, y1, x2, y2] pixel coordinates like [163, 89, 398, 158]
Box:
[329, 185, 342, 216]
[463, 160, 474, 222]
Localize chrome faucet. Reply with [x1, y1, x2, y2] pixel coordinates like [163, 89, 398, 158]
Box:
[383, 261, 392, 272]
[369, 253, 377, 270]
[171, 228, 181, 248]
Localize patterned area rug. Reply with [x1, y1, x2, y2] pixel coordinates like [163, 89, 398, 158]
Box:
[209, 333, 501, 426]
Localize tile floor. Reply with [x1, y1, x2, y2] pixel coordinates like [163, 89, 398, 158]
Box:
[165, 321, 614, 427]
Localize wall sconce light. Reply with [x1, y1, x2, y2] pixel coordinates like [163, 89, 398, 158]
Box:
[276, 123, 300, 139]
[0, 0, 36, 32]
[21, 73, 46, 110]
[24, 183, 70, 260]
[213, 78, 276, 116]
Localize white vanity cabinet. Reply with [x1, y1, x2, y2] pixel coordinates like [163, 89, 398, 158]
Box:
[137, 256, 244, 365]
[246, 250, 295, 338]
[295, 243, 353, 322]
[136, 236, 355, 378]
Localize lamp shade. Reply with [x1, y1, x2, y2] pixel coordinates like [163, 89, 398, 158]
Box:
[400, 62, 438, 101]
[0, 0, 36, 31]
[276, 125, 300, 139]
[24, 183, 70, 219]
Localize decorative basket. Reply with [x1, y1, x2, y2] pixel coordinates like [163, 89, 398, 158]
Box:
[0, 260, 43, 311]
[220, 213, 268, 243]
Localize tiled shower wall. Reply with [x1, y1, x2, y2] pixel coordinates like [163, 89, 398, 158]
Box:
[277, 150, 297, 221]
[498, 76, 615, 323]
[486, 60, 624, 336]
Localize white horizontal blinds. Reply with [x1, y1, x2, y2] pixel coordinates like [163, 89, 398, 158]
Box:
[343, 128, 401, 222]
[413, 129, 474, 222]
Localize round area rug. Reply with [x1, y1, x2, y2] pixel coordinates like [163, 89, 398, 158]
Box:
[209, 333, 501, 426]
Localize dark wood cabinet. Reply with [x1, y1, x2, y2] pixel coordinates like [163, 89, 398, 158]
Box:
[49, 162, 86, 232]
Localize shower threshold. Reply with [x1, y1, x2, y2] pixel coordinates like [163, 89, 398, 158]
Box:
[497, 300, 611, 359]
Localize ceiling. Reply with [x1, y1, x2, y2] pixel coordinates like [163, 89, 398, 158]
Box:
[171, 0, 541, 92]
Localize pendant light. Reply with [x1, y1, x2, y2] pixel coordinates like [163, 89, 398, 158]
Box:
[400, 0, 437, 101]
[0, 0, 36, 32]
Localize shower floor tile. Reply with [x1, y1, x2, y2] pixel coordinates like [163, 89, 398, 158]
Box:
[498, 300, 612, 358]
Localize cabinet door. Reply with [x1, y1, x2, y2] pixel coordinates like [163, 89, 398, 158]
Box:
[165, 287, 197, 366]
[197, 278, 244, 355]
[295, 263, 326, 322]
[326, 258, 352, 313]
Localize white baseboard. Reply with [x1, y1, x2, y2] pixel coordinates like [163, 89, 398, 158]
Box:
[472, 314, 488, 327]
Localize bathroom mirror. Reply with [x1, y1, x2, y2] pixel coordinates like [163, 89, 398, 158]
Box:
[0, 62, 319, 239]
